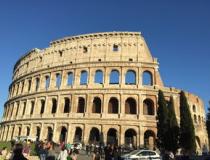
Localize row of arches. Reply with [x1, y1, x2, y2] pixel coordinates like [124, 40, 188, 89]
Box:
[51, 97, 155, 115]
[1, 124, 203, 152]
[4, 96, 155, 119]
[10, 69, 153, 98]
[61, 70, 153, 86]
[46, 126, 156, 149]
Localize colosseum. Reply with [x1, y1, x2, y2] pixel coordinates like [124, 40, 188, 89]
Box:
[0, 31, 208, 152]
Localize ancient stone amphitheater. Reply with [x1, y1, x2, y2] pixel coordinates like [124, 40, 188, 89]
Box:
[0, 32, 208, 151]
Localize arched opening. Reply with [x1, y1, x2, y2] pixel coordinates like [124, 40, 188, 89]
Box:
[80, 70, 88, 85]
[144, 130, 156, 150]
[30, 101, 35, 115]
[40, 100, 45, 114]
[77, 97, 85, 113]
[64, 98, 70, 113]
[47, 127, 53, 141]
[74, 127, 82, 143]
[125, 70, 136, 85]
[124, 129, 137, 148]
[56, 73, 62, 88]
[92, 97, 101, 113]
[35, 78, 40, 91]
[60, 126, 67, 143]
[143, 71, 153, 86]
[109, 70, 120, 84]
[193, 105, 196, 112]
[18, 127, 21, 136]
[51, 98, 57, 114]
[194, 114, 197, 123]
[36, 127, 41, 141]
[107, 128, 118, 145]
[108, 97, 118, 114]
[125, 98, 137, 114]
[198, 116, 201, 124]
[143, 99, 154, 115]
[26, 127, 30, 136]
[95, 70, 103, 84]
[67, 72, 74, 86]
[89, 127, 100, 144]
[45, 76, 50, 90]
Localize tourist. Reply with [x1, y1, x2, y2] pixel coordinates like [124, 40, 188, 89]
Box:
[57, 146, 68, 160]
[46, 141, 56, 160]
[1, 147, 8, 159]
[39, 141, 48, 160]
[70, 151, 77, 160]
[11, 143, 28, 160]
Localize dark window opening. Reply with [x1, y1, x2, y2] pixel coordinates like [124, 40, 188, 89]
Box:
[64, 98, 70, 113]
[108, 97, 118, 114]
[125, 98, 137, 114]
[109, 70, 120, 84]
[113, 44, 119, 51]
[30, 101, 34, 115]
[83, 46, 88, 53]
[40, 100, 45, 114]
[77, 97, 85, 113]
[51, 98, 57, 114]
[92, 97, 101, 113]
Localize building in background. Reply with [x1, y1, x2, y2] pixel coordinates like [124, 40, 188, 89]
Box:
[0, 32, 207, 153]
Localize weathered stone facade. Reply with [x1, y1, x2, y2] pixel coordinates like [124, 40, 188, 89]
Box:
[0, 32, 208, 152]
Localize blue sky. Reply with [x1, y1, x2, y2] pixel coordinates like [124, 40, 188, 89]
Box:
[0, 0, 210, 116]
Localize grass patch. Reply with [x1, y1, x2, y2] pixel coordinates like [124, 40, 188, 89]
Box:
[0, 141, 38, 156]
[0, 141, 11, 150]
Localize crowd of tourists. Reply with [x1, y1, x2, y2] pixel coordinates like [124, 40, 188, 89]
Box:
[0, 139, 134, 160]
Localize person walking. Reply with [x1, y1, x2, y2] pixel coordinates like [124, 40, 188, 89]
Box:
[11, 143, 28, 160]
[57, 146, 68, 160]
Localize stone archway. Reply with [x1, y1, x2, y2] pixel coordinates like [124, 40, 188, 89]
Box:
[74, 127, 82, 143]
[89, 127, 100, 144]
[60, 126, 68, 143]
[47, 127, 53, 141]
[36, 126, 41, 141]
[124, 129, 137, 148]
[107, 128, 118, 145]
[144, 130, 156, 150]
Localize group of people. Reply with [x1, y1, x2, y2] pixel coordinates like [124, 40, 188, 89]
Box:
[0, 142, 29, 160]
[85, 144, 127, 160]
[35, 140, 80, 160]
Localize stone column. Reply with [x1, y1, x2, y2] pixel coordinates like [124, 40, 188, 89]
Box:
[102, 126, 107, 145]
[67, 124, 72, 143]
[138, 95, 143, 119]
[83, 124, 90, 144]
[6, 125, 14, 141]
[120, 126, 124, 146]
[120, 94, 124, 117]
[60, 70, 66, 89]
[139, 125, 144, 148]
[39, 123, 45, 141]
[3, 126, 9, 141]
[102, 95, 107, 117]
[52, 123, 58, 143]
[56, 95, 61, 116]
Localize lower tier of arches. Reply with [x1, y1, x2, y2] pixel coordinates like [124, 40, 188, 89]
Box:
[0, 121, 157, 150]
[0, 120, 207, 153]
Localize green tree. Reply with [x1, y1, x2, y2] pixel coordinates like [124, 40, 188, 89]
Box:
[157, 90, 169, 152]
[179, 91, 196, 155]
[167, 96, 179, 154]
[206, 102, 210, 149]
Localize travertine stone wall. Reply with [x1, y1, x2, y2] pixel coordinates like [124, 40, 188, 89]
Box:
[0, 32, 207, 152]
